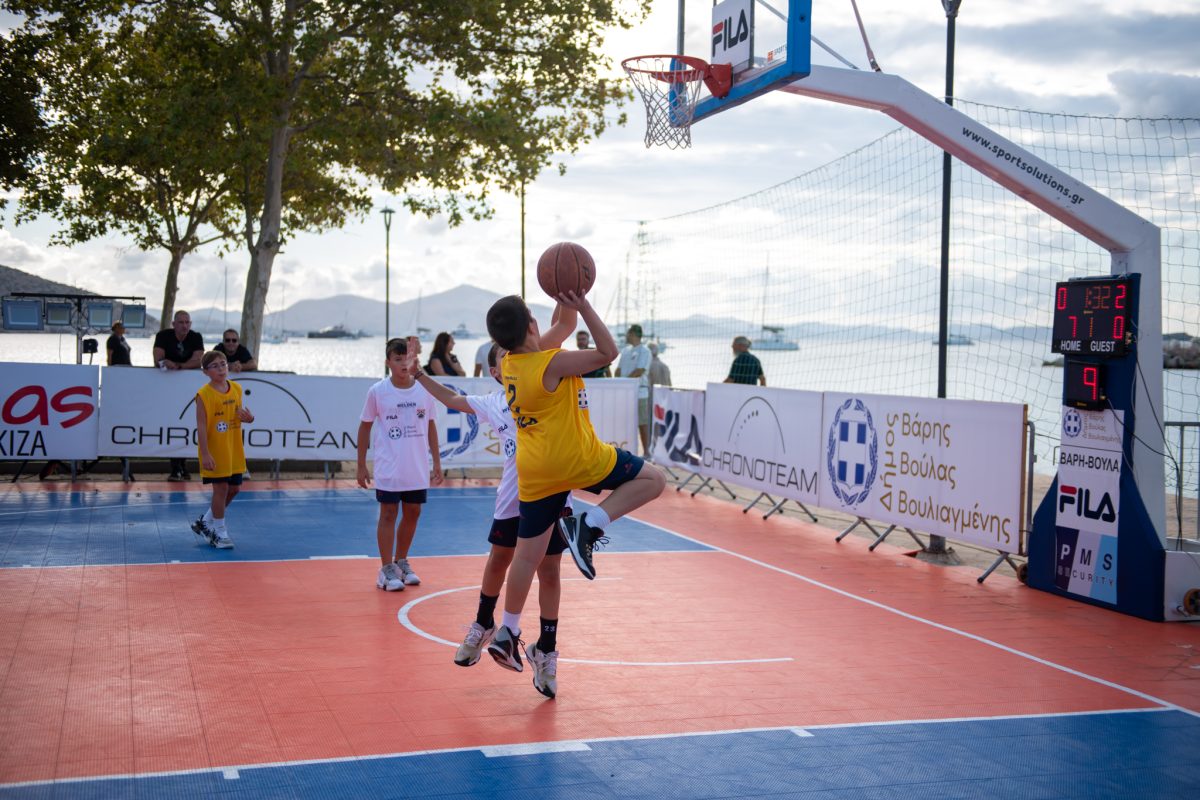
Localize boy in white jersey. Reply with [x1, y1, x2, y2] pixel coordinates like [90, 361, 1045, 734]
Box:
[412, 341, 573, 699]
[357, 337, 443, 592]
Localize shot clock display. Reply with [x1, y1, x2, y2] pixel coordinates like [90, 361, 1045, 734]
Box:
[1051, 276, 1132, 357]
[1063, 360, 1107, 410]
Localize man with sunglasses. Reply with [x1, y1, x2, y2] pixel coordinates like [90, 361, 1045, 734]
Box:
[213, 329, 257, 373]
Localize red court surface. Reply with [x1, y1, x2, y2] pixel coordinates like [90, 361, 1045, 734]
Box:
[1, 479, 1198, 795]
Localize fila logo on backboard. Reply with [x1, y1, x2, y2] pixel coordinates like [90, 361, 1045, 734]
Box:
[1058, 484, 1116, 523]
[712, 12, 749, 56]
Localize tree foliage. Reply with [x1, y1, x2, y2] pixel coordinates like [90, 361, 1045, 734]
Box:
[8, 0, 650, 351]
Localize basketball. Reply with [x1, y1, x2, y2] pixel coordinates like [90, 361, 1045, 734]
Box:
[537, 242, 596, 298]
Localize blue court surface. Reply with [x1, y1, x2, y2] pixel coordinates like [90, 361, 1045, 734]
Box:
[0, 487, 704, 567]
[1, 482, 1197, 799]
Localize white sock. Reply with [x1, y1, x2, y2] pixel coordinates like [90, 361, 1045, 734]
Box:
[501, 611, 521, 636]
[584, 507, 611, 530]
[214, 518, 227, 535]
[202, 509, 214, 525]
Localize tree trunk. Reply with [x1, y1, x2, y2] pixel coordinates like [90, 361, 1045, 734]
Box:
[160, 246, 185, 330]
[240, 125, 289, 355]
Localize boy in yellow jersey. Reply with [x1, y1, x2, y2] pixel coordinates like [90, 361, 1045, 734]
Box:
[191, 351, 255, 549]
[483, 291, 666, 672]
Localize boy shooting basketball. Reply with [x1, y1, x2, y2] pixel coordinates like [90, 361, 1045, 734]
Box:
[484, 290, 666, 670]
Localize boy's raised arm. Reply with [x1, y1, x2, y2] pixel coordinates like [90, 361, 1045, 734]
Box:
[540, 302, 579, 350]
[544, 291, 616, 384]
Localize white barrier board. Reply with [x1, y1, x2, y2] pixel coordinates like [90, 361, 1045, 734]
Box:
[818, 392, 1026, 551]
[700, 383, 823, 504]
[651, 388, 706, 469]
[1, 362, 100, 460]
[95, 368, 637, 466]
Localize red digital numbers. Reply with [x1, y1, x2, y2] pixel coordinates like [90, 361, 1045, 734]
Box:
[1056, 286, 1068, 310]
[1113, 315, 1125, 340]
[1083, 366, 1099, 400]
[1115, 283, 1126, 309]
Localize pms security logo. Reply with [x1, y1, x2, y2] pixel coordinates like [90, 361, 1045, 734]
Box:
[439, 382, 480, 459]
[1062, 408, 1083, 439]
[825, 398, 878, 506]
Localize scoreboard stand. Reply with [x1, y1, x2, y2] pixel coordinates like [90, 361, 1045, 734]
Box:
[1027, 274, 1184, 621]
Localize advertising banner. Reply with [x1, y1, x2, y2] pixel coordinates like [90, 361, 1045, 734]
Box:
[650, 388, 705, 470]
[0, 363, 100, 460]
[700, 383, 823, 504]
[817, 393, 1025, 552]
[1053, 405, 1122, 604]
[95, 369, 638, 466]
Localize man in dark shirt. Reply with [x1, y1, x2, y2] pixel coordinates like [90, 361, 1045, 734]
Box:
[152, 310, 205, 370]
[724, 336, 766, 386]
[152, 310, 204, 480]
[576, 330, 611, 379]
[106, 321, 132, 366]
[214, 328, 257, 372]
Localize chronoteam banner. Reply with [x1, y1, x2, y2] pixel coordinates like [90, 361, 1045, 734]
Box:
[94, 369, 636, 467]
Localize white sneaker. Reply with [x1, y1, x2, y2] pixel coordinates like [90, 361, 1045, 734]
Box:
[376, 563, 404, 591]
[524, 642, 558, 699]
[396, 558, 420, 586]
[454, 622, 495, 667]
[213, 531, 234, 549]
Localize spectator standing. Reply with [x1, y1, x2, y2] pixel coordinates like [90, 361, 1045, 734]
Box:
[724, 336, 766, 386]
[153, 310, 205, 481]
[473, 339, 492, 377]
[213, 329, 257, 372]
[426, 331, 467, 376]
[615, 323, 652, 456]
[106, 321, 132, 366]
[647, 341, 671, 387]
[576, 330, 611, 378]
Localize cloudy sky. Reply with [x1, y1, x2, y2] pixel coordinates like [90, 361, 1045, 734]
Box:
[2, 0, 1197, 321]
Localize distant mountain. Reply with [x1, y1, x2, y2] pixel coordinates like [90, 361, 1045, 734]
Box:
[0, 263, 161, 334]
[251, 285, 557, 338]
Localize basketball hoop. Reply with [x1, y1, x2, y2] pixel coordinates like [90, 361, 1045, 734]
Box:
[622, 55, 732, 149]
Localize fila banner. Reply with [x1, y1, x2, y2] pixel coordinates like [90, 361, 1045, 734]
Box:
[95, 368, 637, 467]
[650, 388, 705, 470]
[817, 393, 1026, 552]
[1053, 406, 1122, 604]
[700, 383, 823, 504]
[0, 362, 99, 460]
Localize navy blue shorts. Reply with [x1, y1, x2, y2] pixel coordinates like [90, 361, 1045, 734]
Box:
[376, 489, 427, 505]
[202, 473, 244, 486]
[582, 448, 644, 493]
[490, 511, 570, 554]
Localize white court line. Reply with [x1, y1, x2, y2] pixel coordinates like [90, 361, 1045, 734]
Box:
[0, 707, 1174, 789]
[621, 509, 1200, 719]
[397, 585, 793, 667]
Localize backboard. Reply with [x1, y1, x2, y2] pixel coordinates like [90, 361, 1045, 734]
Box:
[679, 0, 812, 122]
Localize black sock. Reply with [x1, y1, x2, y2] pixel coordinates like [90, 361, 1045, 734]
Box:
[537, 617, 558, 654]
[475, 593, 498, 630]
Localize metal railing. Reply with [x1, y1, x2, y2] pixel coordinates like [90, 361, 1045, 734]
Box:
[1165, 421, 1199, 543]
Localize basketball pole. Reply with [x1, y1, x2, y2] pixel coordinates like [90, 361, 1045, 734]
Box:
[520, 179, 526, 299]
[929, 0, 963, 558]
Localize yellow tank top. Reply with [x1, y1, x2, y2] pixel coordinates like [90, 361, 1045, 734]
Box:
[196, 381, 247, 478]
[502, 349, 616, 501]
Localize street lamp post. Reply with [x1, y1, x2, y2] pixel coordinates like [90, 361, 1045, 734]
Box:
[381, 206, 394, 343]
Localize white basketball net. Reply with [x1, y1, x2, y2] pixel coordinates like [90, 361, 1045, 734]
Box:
[622, 56, 707, 150]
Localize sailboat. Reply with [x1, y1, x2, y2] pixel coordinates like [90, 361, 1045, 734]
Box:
[753, 260, 798, 351]
[409, 290, 435, 340]
[262, 283, 288, 344]
[646, 284, 668, 353]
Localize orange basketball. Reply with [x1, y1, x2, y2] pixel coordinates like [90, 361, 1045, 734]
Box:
[536, 242, 596, 298]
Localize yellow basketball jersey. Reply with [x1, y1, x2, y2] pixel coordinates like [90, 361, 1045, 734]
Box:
[197, 381, 247, 478]
[502, 349, 616, 501]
